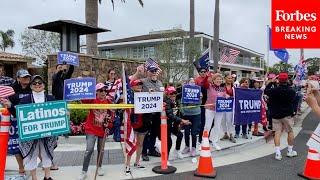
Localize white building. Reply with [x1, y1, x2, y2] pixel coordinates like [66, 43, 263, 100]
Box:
[81, 29, 265, 80]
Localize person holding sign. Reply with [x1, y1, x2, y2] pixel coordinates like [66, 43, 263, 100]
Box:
[181, 78, 202, 156]
[78, 83, 114, 180]
[7, 69, 32, 175]
[15, 75, 56, 180]
[203, 73, 226, 150]
[52, 62, 74, 100]
[221, 72, 236, 143]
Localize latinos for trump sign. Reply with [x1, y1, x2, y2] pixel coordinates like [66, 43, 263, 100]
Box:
[64, 78, 96, 101]
[182, 85, 201, 104]
[216, 97, 234, 112]
[57, 51, 79, 66]
[134, 92, 163, 114]
[16, 101, 70, 142]
[234, 88, 262, 125]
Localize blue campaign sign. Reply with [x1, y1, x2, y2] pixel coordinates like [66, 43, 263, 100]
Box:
[234, 88, 263, 125]
[57, 51, 79, 66]
[8, 117, 20, 155]
[182, 85, 201, 104]
[216, 97, 234, 112]
[64, 77, 96, 101]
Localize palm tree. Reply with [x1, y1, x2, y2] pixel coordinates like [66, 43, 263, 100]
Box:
[0, 29, 15, 52]
[85, 0, 144, 55]
[211, 0, 220, 71]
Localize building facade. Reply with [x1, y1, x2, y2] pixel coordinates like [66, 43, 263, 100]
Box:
[81, 29, 265, 81]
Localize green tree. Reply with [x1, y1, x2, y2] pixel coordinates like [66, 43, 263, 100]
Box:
[20, 29, 60, 84]
[268, 62, 293, 74]
[0, 29, 15, 51]
[156, 30, 200, 84]
[306, 57, 320, 75]
[85, 0, 143, 55]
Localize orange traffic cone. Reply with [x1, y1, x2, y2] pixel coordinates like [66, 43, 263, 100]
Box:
[194, 130, 216, 178]
[298, 148, 320, 180]
[0, 108, 11, 180]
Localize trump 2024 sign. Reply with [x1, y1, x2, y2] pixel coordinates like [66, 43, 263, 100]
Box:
[16, 101, 70, 142]
[271, 0, 320, 48]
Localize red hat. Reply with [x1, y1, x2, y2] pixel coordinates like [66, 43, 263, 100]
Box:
[165, 86, 177, 95]
[278, 72, 288, 82]
[130, 79, 143, 87]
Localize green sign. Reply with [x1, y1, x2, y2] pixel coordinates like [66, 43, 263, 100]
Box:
[17, 100, 70, 142]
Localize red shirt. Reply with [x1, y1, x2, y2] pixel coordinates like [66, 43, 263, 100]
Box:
[82, 98, 112, 137]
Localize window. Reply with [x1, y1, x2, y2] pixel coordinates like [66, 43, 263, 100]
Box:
[133, 47, 143, 59]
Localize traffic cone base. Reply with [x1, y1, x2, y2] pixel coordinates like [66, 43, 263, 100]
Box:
[298, 148, 320, 180]
[194, 131, 216, 178]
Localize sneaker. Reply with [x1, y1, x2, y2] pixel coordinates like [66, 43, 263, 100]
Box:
[190, 147, 196, 157]
[253, 131, 264, 136]
[142, 154, 149, 161]
[148, 150, 161, 157]
[181, 147, 190, 154]
[229, 136, 236, 143]
[125, 166, 131, 176]
[287, 150, 298, 157]
[221, 133, 230, 141]
[174, 150, 183, 159]
[167, 161, 172, 166]
[234, 134, 239, 139]
[212, 143, 222, 151]
[97, 167, 104, 176]
[242, 134, 249, 139]
[78, 171, 87, 180]
[134, 163, 146, 170]
[275, 153, 282, 160]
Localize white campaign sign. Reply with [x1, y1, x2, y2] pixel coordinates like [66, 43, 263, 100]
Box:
[134, 92, 163, 114]
[307, 123, 320, 152]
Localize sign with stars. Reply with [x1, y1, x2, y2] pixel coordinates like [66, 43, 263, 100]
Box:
[16, 100, 70, 142]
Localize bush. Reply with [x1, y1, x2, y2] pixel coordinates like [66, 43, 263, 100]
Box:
[69, 101, 89, 135]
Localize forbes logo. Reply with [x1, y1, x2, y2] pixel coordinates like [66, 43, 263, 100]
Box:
[275, 10, 317, 22]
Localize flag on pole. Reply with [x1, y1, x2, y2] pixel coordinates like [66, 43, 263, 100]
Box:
[193, 48, 210, 70]
[269, 27, 289, 63]
[121, 64, 136, 156]
[219, 47, 240, 64]
[144, 58, 162, 75]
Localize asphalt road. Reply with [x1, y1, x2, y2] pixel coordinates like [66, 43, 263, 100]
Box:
[137, 112, 318, 180]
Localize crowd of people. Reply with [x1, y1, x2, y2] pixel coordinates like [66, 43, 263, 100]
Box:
[0, 60, 309, 180]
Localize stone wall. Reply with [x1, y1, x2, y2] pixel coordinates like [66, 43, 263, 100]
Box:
[47, 54, 143, 93]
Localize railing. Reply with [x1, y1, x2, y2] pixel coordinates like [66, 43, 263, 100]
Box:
[236, 57, 261, 68]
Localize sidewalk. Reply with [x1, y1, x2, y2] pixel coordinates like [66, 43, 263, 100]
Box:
[5, 102, 310, 180]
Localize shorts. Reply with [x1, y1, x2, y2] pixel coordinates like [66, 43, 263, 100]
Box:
[272, 116, 294, 133]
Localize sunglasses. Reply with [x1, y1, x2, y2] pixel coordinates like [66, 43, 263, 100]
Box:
[149, 69, 158, 73]
[97, 89, 108, 93]
[32, 81, 43, 86]
[200, 71, 206, 73]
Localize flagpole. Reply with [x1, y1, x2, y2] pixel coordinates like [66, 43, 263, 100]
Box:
[121, 63, 128, 164]
[266, 25, 270, 75]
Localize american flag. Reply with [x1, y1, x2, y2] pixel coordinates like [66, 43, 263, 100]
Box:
[144, 58, 162, 75]
[219, 47, 240, 64]
[0, 85, 15, 98]
[120, 64, 136, 156]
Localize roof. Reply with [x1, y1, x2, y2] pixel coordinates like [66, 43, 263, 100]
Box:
[29, 20, 110, 35]
[97, 30, 264, 56]
[0, 51, 34, 62]
[98, 30, 201, 45]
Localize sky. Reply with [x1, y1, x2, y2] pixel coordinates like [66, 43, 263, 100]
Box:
[0, 0, 319, 66]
